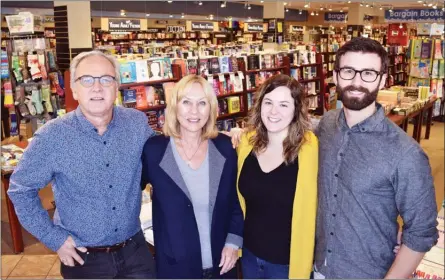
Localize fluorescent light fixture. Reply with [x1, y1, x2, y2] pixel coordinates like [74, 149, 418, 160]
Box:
[198, 1, 203, 5]
[146, 13, 150, 17]
[167, 1, 173, 3]
[299, 9, 303, 14]
[169, 14, 173, 17]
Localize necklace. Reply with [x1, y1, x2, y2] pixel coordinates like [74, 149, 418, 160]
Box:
[180, 138, 203, 167]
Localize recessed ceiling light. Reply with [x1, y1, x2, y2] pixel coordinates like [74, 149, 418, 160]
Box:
[316, 12, 319, 15]
[167, 1, 173, 3]
[299, 9, 303, 14]
[340, 9, 343, 12]
[260, 0, 264, 2]
[286, 8, 289, 12]
[198, 1, 203, 5]
[311, 11, 315, 16]
[169, 14, 173, 17]
[347, 0, 351, 3]
[146, 13, 150, 17]
[428, 3, 433, 6]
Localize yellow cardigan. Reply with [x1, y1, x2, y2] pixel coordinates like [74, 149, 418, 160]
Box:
[236, 131, 318, 279]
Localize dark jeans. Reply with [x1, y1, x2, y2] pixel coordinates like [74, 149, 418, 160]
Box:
[241, 248, 289, 279]
[61, 230, 156, 279]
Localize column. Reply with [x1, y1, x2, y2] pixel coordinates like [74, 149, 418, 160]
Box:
[346, 2, 366, 38]
[53, 1, 93, 72]
[263, 1, 286, 51]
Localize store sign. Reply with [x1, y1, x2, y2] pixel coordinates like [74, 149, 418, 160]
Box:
[385, 9, 445, 22]
[156, 20, 168, 24]
[44, 16, 54, 23]
[146, 28, 164, 33]
[5, 12, 44, 34]
[214, 34, 227, 38]
[109, 19, 141, 30]
[247, 23, 263, 32]
[324, 12, 348, 23]
[191, 21, 214, 31]
[290, 26, 304, 32]
[167, 25, 186, 33]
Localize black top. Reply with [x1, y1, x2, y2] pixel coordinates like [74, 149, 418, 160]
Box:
[239, 152, 298, 265]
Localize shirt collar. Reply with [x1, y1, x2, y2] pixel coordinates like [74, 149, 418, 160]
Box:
[337, 103, 386, 133]
[75, 106, 119, 134]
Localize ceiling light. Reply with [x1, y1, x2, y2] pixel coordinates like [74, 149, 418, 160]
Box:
[198, 1, 203, 5]
[316, 12, 319, 15]
[329, 8, 332, 11]
[365, 3, 369, 7]
[260, 0, 264, 2]
[417, 0, 423, 2]
[347, 0, 351, 3]
[146, 13, 150, 17]
[360, 2, 364, 6]
[220, 1, 226, 8]
[389, 8, 393, 12]
[399, 23, 403, 28]
[286, 8, 289, 12]
[340, 9, 343, 12]
[299, 9, 303, 14]
[167, 1, 173, 3]
[284, 2, 288, 5]
[120, 10, 126, 16]
[304, 3, 310, 8]
[169, 14, 173, 17]
[379, 6, 383, 10]
[311, 11, 315, 16]
[433, 4, 437, 8]
[248, 4, 251, 9]
[320, 7, 324, 10]
[181, 13, 185, 18]
[428, 3, 433, 6]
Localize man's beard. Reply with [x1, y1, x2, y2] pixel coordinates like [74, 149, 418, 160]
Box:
[337, 84, 379, 111]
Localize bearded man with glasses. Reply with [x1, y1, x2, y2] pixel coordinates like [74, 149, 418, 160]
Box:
[8, 51, 156, 279]
[314, 37, 438, 279]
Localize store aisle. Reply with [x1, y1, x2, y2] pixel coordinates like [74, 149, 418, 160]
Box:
[1, 122, 444, 279]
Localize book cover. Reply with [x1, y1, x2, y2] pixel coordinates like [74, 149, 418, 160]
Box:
[173, 59, 187, 77]
[219, 56, 230, 73]
[247, 55, 260, 70]
[210, 57, 220, 74]
[230, 56, 239, 72]
[432, 60, 439, 78]
[227, 96, 241, 113]
[157, 109, 166, 129]
[132, 86, 148, 109]
[290, 68, 300, 80]
[135, 60, 150, 83]
[234, 76, 243, 92]
[122, 88, 137, 106]
[145, 86, 162, 107]
[147, 59, 164, 81]
[225, 76, 234, 93]
[434, 39, 443, 59]
[213, 79, 221, 96]
[218, 99, 228, 115]
[187, 58, 198, 75]
[413, 39, 423, 58]
[421, 40, 432, 59]
[162, 82, 176, 104]
[263, 54, 273, 69]
[162, 57, 173, 79]
[439, 59, 445, 78]
[216, 120, 225, 131]
[119, 61, 137, 84]
[199, 58, 210, 76]
[146, 111, 158, 130]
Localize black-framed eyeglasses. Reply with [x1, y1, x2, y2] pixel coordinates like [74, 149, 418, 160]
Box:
[336, 67, 383, 83]
[75, 75, 116, 88]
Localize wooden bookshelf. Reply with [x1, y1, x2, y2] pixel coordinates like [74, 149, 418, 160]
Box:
[246, 66, 287, 74]
[137, 105, 167, 111]
[216, 92, 244, 99]
[299, 77, 321, 83]
[119, 78, 179, 89]
[217, 111, 245, 120]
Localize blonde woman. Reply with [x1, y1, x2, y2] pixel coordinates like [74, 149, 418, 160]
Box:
[236, 74, 318, 279]
[141, 75, 244, 279]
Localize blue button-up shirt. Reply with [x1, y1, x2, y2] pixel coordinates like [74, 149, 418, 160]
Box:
[314, 104, 438, 278]
[8, 106, 154, 252]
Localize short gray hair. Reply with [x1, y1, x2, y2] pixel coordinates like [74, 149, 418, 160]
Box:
[70, 50, 121, 90]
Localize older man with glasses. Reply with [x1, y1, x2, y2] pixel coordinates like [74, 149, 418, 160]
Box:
[313, 37, 438, 279]
[8, 51, 156, 279]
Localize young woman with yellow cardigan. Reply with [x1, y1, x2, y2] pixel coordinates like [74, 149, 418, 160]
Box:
[235, 74, 318, 279]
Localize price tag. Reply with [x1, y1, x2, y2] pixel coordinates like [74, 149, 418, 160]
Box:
[229, 73, 236, 83]
[218, 74, 225, 82]
[237, 71, 244, 80]
[207, 75, 214, 85]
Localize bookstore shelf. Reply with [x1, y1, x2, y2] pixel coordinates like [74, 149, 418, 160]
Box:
[246, 67, 286, 74]
[217, 111, 245, 120]
[119, 78, 179, 89]
[137, 105, 167, 111]
[216, 92, 244, 99]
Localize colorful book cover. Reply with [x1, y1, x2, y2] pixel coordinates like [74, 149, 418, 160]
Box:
[133, 86, 148, 110]
[199, 58, 210, 76]
[218, 99, 228, 115]
[135, 60, 150, 83]
[432, 60, 439, 78]
[421, 40, 432, 59]
[122, 88, 137, 105]
[227, 96, 241, 113]
[413, 39, 422, 59]
[162, 82, 176, 104]
[145, 86, 158, 107]
[213, 79, 221, 96]
[263, 54, 273, 69]
[225, 76, 234, 93]
[162, 57, 173, 79]
[247, 55, 260, 70]
[234, 76, 243, 92]
[187, 58, 198, 75]
[146, 111, 158, 130]
[157, 109, 166, 129]
[219, 56, 230, 73]
[230, 56, 238, 72]
[119, 61, 137, 84]
[210, 57, 220, 74]
[290, 68, 299, 80]
[147, 59, 164, 81]
[439, 60, 445, 78]
[173, 59, 187, 77]
[434, 39, 443, 59]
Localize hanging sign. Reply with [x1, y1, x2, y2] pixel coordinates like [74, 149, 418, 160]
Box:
[156, 20, 168, 24]
[324, 12, 348, 23]
[167, 25, 186, 33]
[6, 12, 44, 34]
[214, 33, 227, 38]
[191, 21, 214, 31]
[146, 28, 164, 33]
[290, 26, 304, 32]
[247, 23, 263, 32]
[385, 9, 445, 23]
[109, 19, 141, 30]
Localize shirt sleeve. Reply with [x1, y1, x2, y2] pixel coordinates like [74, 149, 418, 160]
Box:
[7, 128, 69, 252]
[393, 145, 438, 252]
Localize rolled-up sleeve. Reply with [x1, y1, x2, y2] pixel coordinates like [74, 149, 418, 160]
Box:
[393, 146, 438, 252]
[7, 128, 69, 252]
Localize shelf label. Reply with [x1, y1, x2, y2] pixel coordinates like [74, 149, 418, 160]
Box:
[109, 19, 141, 31]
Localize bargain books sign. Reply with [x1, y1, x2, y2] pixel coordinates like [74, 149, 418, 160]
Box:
[324, 12, 348, 23]
[385, 9, 445, 22]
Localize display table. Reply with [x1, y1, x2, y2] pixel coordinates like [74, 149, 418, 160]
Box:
[387, 96, 438, 143]
[1, 141, 28, 254]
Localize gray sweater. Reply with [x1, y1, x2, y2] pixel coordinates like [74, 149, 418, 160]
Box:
[171, 138, 213, 269]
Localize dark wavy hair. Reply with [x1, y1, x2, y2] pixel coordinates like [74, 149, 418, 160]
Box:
[334, 37, 389, 73]
[247, 74, 311, 164]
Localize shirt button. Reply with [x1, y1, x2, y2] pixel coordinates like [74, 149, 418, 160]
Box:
[103, 141, 107, 145]
[339, 153, 344, 156]
[115, 228, 118, 232]
[334, 173, 338, 177]
[94, 128, 98, 132]
[361, 128, 366, 132]
[334, 194, 338, 198]
[188, 204, 191, 207]
[332, 213, 336, 217]
[109, 185, 113, 188]
[328, 249, 332, 253]
[112, 207, 116, 210]
[106, 163, 110, 167]
[330, 232, 334, 235]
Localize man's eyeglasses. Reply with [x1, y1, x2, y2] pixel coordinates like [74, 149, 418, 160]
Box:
[336, 67, 383, 83]
[75, 75, 116, 88]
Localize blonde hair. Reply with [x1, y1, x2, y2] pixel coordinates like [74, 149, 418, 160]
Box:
[163, 75, 219, 139]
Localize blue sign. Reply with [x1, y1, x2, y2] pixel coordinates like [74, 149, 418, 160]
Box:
[385, 9, 445, 22]
[324, 12, 348, 23]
